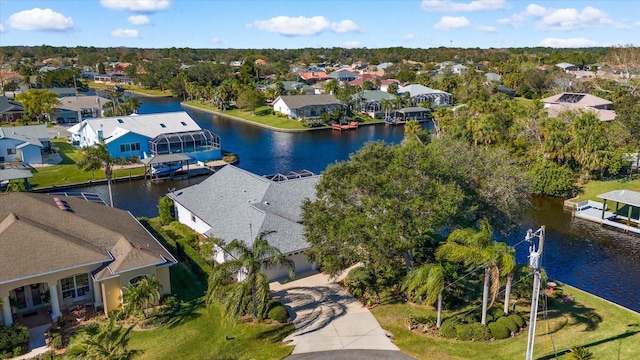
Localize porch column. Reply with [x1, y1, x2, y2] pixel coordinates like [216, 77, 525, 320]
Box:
[48, 285, 62, 320]
[2, 296, 12, 326]
[93, 281, 103, 307]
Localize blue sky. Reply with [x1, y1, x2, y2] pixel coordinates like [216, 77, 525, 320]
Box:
[0, 0, 637, 49]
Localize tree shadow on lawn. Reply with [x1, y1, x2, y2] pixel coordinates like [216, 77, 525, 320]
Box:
[152, 298, 203, 329]
[252, 323, 296, 342]
[537, 330, 640, 360]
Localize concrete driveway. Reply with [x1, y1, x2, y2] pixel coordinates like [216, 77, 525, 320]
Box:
[270, 271, 411, 358]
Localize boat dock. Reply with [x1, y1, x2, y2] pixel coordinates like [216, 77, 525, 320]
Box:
[331, 122, 359, 131]
[573, 191, 640, 235]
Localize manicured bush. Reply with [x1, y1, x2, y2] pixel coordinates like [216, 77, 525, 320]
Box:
[456, 323, 491, 341]
[267, 301, 289, 323]
[488, 321, 511, 340]
[496, 316, 519, 333]
[0, 323, 29, 358]
[508, 314, 526, 328]
[438, 318, 458, 339]
[343, 267, 375, 299]
[158, 196, 175, 225]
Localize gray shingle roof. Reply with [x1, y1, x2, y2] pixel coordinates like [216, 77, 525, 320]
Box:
[0, 193, 177, 284]
[276, 94, 340, 110]
[0, 96, 24, 113]
[55, 95, 111, 112]
[170, 165, 320, 254]
[0, 124, 49, 148]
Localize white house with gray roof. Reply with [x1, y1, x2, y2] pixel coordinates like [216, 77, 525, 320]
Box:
[168, 165, 320, 280]
[398, 84, 453, 107]
[0, 124, 50, 165]
[68, 111, 221, 161]
[272, 94, 343, 120]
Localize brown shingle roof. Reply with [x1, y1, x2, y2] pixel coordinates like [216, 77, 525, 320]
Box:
[0, 193, 176, 284]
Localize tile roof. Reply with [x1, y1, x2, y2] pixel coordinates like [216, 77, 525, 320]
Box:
[169, 165, 320, 255]
[0, 193, 176, 284]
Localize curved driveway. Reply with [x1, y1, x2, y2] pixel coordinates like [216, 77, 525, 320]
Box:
[270, 271, 414, 359]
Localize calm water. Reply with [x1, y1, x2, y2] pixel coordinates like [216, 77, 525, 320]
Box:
[73, 96, 640, 312]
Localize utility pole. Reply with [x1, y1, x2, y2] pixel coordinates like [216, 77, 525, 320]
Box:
[525, 226, 545, 360]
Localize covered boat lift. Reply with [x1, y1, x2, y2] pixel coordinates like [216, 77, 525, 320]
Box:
[141, 153, 194, 182]
[575, 189, 640, 235]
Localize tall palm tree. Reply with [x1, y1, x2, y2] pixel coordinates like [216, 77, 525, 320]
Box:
[76, 142, 115, 207]
[436, 219, 515, 325]
[403, 119, 422, 145]
[379, 98, 393, 120]
[122, 96, 141, 115]
[206, 231, 295, 321]
[66, 317, 142, 360]
[402, 264, 445, 328]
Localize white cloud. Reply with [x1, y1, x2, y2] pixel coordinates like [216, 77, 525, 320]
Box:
[422, 0, 507, 12]
[434, 16, 470, 30]
[8, 8, 73, 31]
[111, 28, 139, 38]
[635, 21, 640, 27]
[212, 37, 221, 44]
[526, 4, 546, 16]
[127, 15, 150, 25]
[342, 41, 363, 48]
[100, 0, 170, 12]
[539, 6, 613, 30]
[252, 16, 359, 36]
[331, 20, 360, 33]
[474, 25, 497, 32]
[404, 33, 416, 41]
[539, 37, 597, 48]
[497, 13, 527, 27]
[0, 25, 4, 33]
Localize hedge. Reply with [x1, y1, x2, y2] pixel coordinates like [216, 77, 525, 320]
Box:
[0, 323, 29, 358]
[267, 301, 289, 323]
[488, 321, 511, 340]
[456, 323, 491, 341]
[438, 318, 458, 339]
[496, 316, 520, 333]
[508, 314, 526, 328]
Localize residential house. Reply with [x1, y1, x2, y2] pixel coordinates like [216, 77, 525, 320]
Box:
[298, 71, 330, 85]
[356, 90, 397, 118]
[53, 95, 112, 123]
[451, 64, 469, 75]
[485, 72, 502, 82]
[329, 69, 358, 82]
[0, 124, 51, 165]
[379, 79, 401, 93]
[556, 62, 578, 72]
[0, 192, 177, 326]
[348, 73, 380, 88]
[37, 66, 58, 73]
[541, 92, 616, 121]
[168, 165, 320, 281]
[0, 96, 24, 124]
[67, 111, 221, 161]
[272, 94, 343, 120]
[398, 84, 453, 107]
[267, 81, 314, 95]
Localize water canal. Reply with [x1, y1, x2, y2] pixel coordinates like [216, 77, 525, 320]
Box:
[73, 96, 640, 312]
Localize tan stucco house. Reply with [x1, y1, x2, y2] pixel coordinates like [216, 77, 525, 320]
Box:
[0, 193, 177, 327]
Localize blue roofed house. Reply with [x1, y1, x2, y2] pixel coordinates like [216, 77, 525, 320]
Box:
[67, 111, 221, 162]
[0, 124, 51, 165]
[168, 165, 320, 281]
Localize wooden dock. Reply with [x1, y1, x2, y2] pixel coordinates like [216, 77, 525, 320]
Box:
[573, 200, 640, 235]
[332, 122, 359, 131]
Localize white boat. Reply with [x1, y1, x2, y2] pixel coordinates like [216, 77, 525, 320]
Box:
[151, 163, 182, 176]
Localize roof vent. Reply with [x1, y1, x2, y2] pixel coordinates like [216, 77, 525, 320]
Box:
[53, 197, 73, 212]
[264, 201, 270, 205]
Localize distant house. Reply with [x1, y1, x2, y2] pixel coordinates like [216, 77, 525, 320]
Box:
[272, 94, 343, 119]
[329, 69, 358, 82]
[485, 72, 502, 82]
[556, 62, 578, 72]
[267, 81, 314, 95]
[496, 86, 516, 97]
[45, 88, 79, 98]
[541, 93, 615, 121]
[298, 71, 330, 85]
[53, 95, 111, 123]
[37, 66, 58, 73]
[67, 111, 221, 161]
[357, 90, 397, 118]
[348, 73, 380, 87]
[0, 96, 24, 123]
[168, 165, 320, 281]
[0, 124, 51, 165]
[0, 192, 177, 326]
[398, 84, 453, 107]
[451, 64, 469, 75]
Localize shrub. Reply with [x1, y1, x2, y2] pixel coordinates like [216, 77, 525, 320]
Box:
[157, 196, 174, 225]
[456, 323, 491, 341]
[488, 321, 511, 340]
[343, 267, 374, 299]
[438, 318, 458, 339]
[48, 327, 64, 350]
[267, 301, 289, 323]
[496, 316, 519, 333]
[407, 315, 436, 329]
[0, 324, 29, 357]
[508, 314, 525, 328]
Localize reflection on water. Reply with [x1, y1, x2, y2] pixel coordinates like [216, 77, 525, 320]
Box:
[72, 96, 640, 312]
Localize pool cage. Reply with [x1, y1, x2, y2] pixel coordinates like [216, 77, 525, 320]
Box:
[263, 170, 316, 182]
[148, 130, 220, 156]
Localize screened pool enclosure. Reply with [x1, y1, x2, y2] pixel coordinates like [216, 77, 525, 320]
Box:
[148, 130, 220, 156]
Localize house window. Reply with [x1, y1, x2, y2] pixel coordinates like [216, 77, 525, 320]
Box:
[60, 274, 90, 299]
[119, 142, 141, 152]
[7, 148, 16, 155]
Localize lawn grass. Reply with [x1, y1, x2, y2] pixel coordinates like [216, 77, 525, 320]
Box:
[371, 283, 640, 360]
[183, 101, 310, 130]
[28, 139, 146, 189]
[88, 82, 172, 96]
[572, 178, 640, 203]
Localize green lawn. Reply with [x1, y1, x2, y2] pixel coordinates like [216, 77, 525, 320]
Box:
[183, 101, 311, 130]
[573, 178, 640, 203]
[28, 139, 146, 189]
[371, 283, 640, 360]
[88, 82, 172, 96]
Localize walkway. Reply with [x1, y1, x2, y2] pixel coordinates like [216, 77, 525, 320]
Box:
[270, 271, 413, 359]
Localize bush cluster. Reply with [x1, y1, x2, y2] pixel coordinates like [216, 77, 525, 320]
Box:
[0, 323, 29, 358]
[496, 316, 520, 333]
[488, 321, 511, 339]
[438, 318, 458, 339]
[456, 323, 491, 341]
[266, 300, 289, 323]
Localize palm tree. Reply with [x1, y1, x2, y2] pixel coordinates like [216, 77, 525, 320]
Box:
[76, 143, 115, 207]
[436, 219, 515, 325]
[567, 347, 594, 360]
[401, 264, 445, 328]
[122, 276, 162, 319]
[379, 98, 393, 120]
[403, 119, 422, 145]
[66, 317, 142, 360]
[206, 231, 295, 321]
[122, 96, 141, 115]
[324, 78, 340, 95]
